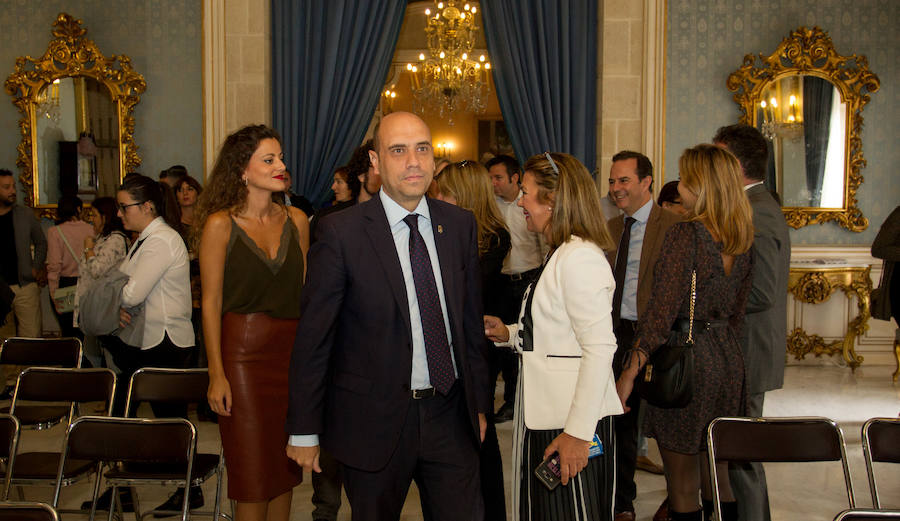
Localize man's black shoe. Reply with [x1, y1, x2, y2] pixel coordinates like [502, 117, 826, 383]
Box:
[81, 487, 134, 512]
[152, 486, 204, 517]
[494, 402, 514, 423]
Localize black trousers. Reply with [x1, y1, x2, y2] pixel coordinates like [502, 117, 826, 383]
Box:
[311, 449, 343, 520]
[339, 383, 483, 521]
[480, 414, 507, 521]
[612, 320, 641, 513]
[102, 333, 194, 417]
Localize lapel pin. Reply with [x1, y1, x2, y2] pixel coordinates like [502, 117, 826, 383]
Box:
[437, 225, 444, 234]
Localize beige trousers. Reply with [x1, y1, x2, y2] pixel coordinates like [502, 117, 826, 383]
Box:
[0, 282, 42, 385]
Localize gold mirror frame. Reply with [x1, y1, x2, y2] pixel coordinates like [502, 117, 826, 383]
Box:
[726, 26, 880, 231]
[3, 13, 146, 209]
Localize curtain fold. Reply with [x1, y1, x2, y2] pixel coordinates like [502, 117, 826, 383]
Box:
[480, 0, 597, 172]
[272, 0, 406, 207]
[803, 77, 833, 207]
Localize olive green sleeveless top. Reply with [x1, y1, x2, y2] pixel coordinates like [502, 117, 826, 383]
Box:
[222, 215, 303, 319]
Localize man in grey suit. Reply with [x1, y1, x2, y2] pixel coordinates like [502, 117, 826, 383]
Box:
[0, 169, 47, 392]
[714, 124, 791, 521]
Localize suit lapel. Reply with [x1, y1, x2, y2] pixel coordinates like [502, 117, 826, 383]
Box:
[362, 198, 412, 340]
[428, 200, 458, 331]
[638, 203, 661, 285]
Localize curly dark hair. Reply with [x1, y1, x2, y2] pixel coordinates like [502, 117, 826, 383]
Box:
[193, 125, 282, 244]
[346, 139, 374, 185]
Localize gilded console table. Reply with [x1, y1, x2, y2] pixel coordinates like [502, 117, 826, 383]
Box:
[786, 265, 872, 370]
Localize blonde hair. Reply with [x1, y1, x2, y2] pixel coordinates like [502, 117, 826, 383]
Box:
[677, 144, 754, 255]
[437, 161, 508, 255]
[521, 152, 614, 251]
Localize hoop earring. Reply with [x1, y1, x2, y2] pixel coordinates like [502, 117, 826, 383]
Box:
[241, 177, 248, 186]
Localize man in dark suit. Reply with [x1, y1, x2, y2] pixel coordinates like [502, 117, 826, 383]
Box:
[605, 151, 681, 521]
[286, 112, 490, 521]
[714, 124, 791, 521]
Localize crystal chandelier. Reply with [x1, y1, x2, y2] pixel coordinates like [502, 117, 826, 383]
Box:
[37, 78, 62, 125]
[758, 77, 804, 142]
[407, 1, 491, 123]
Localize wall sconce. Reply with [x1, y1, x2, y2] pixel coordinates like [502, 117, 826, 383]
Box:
[381, 86, 398, 114]
[434, 141, 454, 159]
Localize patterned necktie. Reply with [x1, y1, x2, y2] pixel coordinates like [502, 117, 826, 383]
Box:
[611, 216, 636, 327]
[403, 214, 454, 394]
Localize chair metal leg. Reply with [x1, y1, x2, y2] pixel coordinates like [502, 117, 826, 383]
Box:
[892, 336, 899, 382]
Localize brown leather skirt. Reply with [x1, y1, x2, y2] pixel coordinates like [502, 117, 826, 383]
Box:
[219, 312, 302, 501]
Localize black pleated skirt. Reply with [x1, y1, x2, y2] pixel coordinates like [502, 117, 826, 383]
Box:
[518, 416, 615, 521]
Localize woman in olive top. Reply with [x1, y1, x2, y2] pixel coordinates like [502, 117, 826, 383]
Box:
[196, 125, 309, 521]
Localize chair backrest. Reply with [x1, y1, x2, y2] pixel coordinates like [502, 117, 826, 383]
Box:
[708, 417, 855, 518]
[10, 368, 116, 421]
[0, 501, 59, 521]
[862, 417, 900, 509]
[125, 368, 209, 416]
[0, 338, 81, 367]
[834, 510, 900, 520]
[53, 416, 196, 508]
[0, 415, 19, 500]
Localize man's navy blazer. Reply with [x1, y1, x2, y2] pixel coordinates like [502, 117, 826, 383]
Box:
[287, 195, 491, 472]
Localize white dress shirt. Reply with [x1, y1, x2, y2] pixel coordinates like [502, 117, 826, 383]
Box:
[619, 199, 653, 322]
[495, 192, 546, 275]
[119, 217, 194, 349]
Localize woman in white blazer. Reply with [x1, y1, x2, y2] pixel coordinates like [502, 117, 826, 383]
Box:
[484, 152, 622, 521]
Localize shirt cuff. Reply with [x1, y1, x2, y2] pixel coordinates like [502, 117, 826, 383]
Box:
[289, 434, 319, 447]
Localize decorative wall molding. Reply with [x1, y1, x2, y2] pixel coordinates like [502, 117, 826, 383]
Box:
[642, 0, 666, 185]
[202, 0, 226, 180]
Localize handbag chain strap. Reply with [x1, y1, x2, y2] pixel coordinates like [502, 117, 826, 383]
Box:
[686, 270, 696, 344]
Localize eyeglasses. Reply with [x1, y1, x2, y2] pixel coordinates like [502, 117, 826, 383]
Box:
[544, 152, 560, 176]
[118, 201, 142, 212]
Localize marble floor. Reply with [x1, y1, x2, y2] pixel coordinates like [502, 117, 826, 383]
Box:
[12, 364, 900, 520]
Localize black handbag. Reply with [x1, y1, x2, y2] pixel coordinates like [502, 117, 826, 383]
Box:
[637, 270, 696, 409]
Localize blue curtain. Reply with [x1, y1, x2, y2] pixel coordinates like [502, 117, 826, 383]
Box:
[803, 77, 834, 207]
[272, 0, 406, 208]
[481, 0, 598, 172]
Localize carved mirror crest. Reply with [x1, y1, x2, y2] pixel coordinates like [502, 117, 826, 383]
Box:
[727, 26, 879, 231]
[4, 13, 146, 209]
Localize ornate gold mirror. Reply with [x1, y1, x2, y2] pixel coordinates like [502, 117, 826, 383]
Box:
[727, 26, 879, 231]
[4, 13, 146, 209]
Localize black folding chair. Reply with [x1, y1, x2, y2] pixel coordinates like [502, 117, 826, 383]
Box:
[53, 416, 196, 521]
[708, 417, 855, 521]
[862, 417, 900, 509]
[125, 368, 229, 520]
[3, 367, 115, 506]
[0, 501, 60, 521]
[0, 415, 19, 500]
[0, 337, 82, 430]
[834, 510, 900, 520]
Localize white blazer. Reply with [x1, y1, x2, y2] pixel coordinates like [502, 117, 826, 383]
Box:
[501, 236, 623, 441]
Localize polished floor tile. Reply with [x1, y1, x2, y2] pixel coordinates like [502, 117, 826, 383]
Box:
[8, 364, 899, 520]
